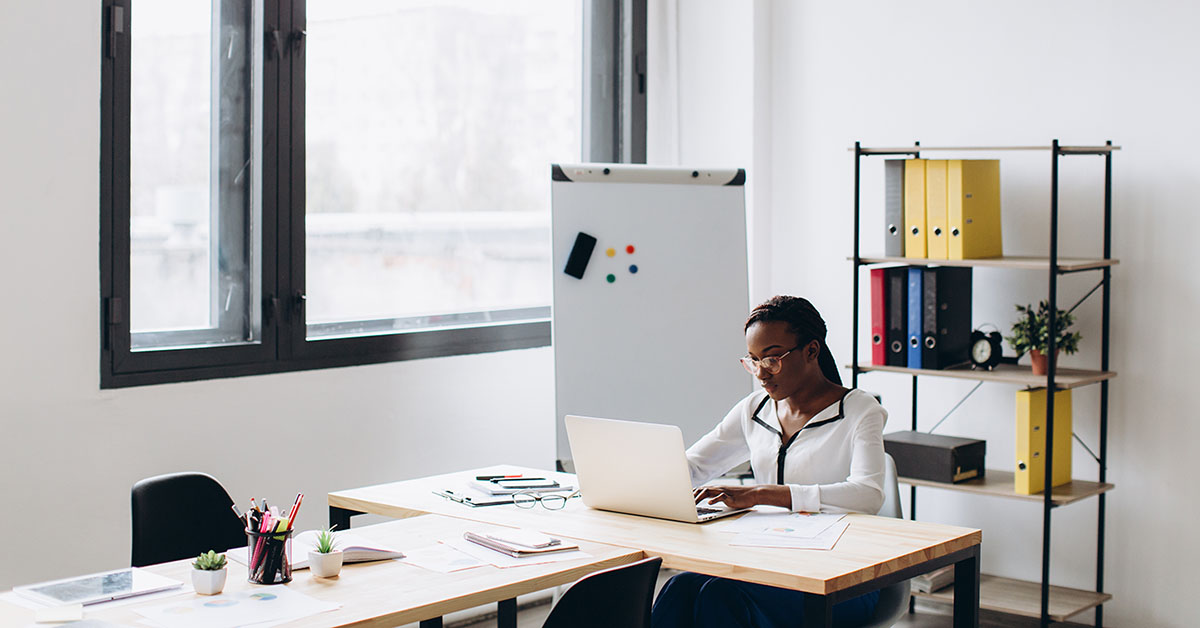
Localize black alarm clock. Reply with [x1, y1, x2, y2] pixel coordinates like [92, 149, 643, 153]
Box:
[970, 329, 1003, 370]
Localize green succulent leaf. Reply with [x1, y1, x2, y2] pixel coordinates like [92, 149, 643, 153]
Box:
[314, 525, 338, 554]
[192, 550, 227, 571]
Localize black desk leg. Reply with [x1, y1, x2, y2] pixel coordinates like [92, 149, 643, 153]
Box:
[497, 597, 517, 628]
[953, 545, 981, 628]
[329, 506, 362, 530]
[419, 618, 443, 628]
[803, 592, 834, 628]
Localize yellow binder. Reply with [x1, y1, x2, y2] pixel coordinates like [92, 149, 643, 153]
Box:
[947, 159, 1002, 259]
[1014, 388, 1072, 495]
[903, 159, 926, 258]
[925, 160, 948, 259]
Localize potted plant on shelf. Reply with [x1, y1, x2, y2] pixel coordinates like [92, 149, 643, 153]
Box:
[191, 550, 228, 595]
[1005, 300, 1082, 375]
[308, 526, 343, 578]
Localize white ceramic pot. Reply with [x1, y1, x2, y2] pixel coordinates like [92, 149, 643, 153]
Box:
[308, 550, 344, 578]
[192, 567, 227, 595]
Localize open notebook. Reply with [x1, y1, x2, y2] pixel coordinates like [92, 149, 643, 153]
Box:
[229, 529, 403, 570]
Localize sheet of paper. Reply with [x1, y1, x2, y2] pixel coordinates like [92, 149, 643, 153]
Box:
[716, 510, 845, 538]
[0, 587, 193, 612]
[442, 537, 592, 569]
[132, 587, 339, 628]
[729, 520, 850, 550]
[33, 603, 83, 622]
[400, 542, 488, 573]
[23, 621, 130, 628]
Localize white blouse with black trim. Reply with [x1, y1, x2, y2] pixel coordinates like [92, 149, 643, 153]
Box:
[685, 388, 888, 514]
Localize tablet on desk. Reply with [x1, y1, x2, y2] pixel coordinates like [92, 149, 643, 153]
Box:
[14, 568, 183, 607]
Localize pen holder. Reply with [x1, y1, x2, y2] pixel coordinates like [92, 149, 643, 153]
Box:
[246, 527, 293, 584]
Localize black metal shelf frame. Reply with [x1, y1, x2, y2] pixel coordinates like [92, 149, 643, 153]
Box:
[848, 140, 1114, 628]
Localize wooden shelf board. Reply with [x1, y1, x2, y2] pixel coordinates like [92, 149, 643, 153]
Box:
[852, 145, 1121, 154]
[852, 255, 1119, 272]
[852, 362, 1116, 390]
[914, 574, 1111, 622]
[900, 470, 1114, 506]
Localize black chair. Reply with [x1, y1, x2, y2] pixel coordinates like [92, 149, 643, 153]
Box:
[541, 556, 663, 628]
[131, 472, 247, 567]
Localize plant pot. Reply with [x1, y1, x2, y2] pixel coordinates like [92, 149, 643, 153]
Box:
[192, 567, 228, 595]
[1029, 348, 1060, 376]
[308, 550, 344, 578]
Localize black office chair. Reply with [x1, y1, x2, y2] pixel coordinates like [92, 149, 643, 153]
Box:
[541, 556, 662, 628]
[131, 472, 247, 567]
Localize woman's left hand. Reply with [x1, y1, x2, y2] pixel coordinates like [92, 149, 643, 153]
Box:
[693, 484, 791, 510]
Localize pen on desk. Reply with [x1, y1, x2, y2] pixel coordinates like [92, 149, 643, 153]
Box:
[476, 474, 523, 481]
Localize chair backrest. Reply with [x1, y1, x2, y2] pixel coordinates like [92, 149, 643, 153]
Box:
[859, 453, 911, 628]
[877, 453, 903, 519]
[131, 472, 247, 567]
[542, 556, 663, 628]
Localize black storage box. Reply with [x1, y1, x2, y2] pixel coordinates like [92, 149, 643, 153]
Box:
[884, 431, 985, 484]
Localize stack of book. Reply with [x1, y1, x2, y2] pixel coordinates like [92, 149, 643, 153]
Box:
[912, 564, 956, 594]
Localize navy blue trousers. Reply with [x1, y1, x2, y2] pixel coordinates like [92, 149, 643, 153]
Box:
[651, 572, 880, 628]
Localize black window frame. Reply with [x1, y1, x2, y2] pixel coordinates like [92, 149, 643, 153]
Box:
[100, 0, 647, 388]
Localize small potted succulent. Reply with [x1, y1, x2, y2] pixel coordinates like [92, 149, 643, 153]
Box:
[191, 550, 228, 595]
[308, 526, 343, 578]
[1005, 300, 1082, 375]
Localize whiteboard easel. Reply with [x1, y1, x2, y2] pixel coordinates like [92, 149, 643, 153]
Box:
[551, 163, 752, 463]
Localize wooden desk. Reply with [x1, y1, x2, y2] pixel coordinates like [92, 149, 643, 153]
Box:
[0, 514, 642, 628]
[330, 465, 983, 628]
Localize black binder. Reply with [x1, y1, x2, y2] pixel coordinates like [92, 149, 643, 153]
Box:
[920, 267, 972, 369]
[885, 267, 908, 367]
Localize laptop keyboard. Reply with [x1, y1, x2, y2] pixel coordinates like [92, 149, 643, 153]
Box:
[696, 506, 724, 515]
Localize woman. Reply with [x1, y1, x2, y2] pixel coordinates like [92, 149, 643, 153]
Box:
[651, 295, 887, 628]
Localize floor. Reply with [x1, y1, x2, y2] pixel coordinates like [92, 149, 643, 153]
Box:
[408, 570, 1097, 628]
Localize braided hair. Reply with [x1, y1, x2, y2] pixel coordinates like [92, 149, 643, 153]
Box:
[744, 296, 843, 386]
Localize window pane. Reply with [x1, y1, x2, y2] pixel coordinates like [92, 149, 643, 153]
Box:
[129, 0, 261, 349]
[304, 0, 580, 336]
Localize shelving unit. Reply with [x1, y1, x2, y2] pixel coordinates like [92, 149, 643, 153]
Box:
[849, 141, 1118, 628]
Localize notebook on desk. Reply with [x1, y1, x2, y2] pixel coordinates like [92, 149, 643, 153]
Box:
[565, 414, 751, 523]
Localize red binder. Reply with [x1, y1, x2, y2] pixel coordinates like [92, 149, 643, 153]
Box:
[870, 268, 887, 365]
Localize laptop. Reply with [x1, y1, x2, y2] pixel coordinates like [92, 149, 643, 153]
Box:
[565, 414, 752, 523]
[14, 568, 182, 607]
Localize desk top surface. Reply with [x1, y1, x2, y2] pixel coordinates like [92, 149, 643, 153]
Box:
[0, 513, 641, 628]
[330, 465, 982, 595]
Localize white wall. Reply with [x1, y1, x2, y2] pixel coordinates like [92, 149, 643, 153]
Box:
[760, 2, 1196, 626]
[0, 0, 555, 590]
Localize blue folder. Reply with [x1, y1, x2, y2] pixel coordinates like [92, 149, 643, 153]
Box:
[907, 267, 923, 369]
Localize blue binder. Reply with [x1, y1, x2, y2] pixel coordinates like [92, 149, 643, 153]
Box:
[907, 267, 923, 369]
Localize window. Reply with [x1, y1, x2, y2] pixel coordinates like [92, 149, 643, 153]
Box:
[101, 0, 647, 387]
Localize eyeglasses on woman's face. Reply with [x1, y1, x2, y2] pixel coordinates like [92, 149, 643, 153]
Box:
[739, 345, 802, 375]
[512, 490, 581, 510]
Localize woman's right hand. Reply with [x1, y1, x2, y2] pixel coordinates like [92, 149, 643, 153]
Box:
[693, 484, 791, 510]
